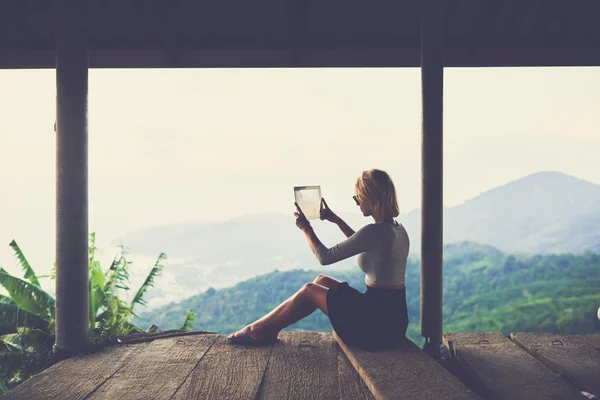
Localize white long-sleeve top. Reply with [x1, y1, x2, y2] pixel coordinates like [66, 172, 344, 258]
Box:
[315, 221, 410, 287]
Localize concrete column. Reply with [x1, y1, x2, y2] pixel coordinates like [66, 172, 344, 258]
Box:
[54, 4, 89, 355]
[420, 1, 444, 359]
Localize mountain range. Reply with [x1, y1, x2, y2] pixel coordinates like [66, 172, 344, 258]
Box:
[135, 242, 600, 343]
[114, 171, 600, 304]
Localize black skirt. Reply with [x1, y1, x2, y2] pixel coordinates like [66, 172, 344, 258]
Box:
[326, 281, 409, 351]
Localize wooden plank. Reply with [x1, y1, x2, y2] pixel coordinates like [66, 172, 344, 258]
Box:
[257, 332, 338, 400]
[172, 335, 272, 400]
[334, 330, 480, 400]
[443, 331, 587, 400]
[511, 333, 600, 396]
[511, 332, 600, 349]
[338, 351, 375, 400]
[2, 343, 144, 400]
[87, 334, 217, 400]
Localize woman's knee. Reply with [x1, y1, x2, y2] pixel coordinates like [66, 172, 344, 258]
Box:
[298, 282, 329, 313]
[298, 282, 321, 300]
[313, 274, 340, 289]
[301, 282, 317, 293]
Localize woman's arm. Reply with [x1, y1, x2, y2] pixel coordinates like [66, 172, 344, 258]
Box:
[295, 203, 324, 254]
[314, 224, 378, 266]
[320, 198, 355, 238]
[296, 202, 376, 266]
[303, 226, 324, 254]
[331, 216, 355, 239]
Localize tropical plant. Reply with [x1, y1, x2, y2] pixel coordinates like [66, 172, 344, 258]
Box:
[0, 233, 196, 393]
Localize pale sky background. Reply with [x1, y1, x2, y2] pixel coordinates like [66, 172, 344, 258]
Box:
[1, 67, 599, 299]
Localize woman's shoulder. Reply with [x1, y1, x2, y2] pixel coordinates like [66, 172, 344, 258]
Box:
[357, 222, 391, 236]
[357, 221, 408, 235]
[358, 222, 380, 231]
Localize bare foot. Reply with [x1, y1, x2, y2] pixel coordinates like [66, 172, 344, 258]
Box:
[228, 325, 278, 340]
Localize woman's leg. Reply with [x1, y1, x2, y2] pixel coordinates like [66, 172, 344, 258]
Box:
[229, 282, 329, 340]
[313, 274, 341, 289]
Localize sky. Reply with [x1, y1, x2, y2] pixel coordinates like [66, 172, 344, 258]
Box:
[1, 66, 599, 294]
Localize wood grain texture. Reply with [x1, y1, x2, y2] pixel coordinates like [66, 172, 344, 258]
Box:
[335, 330, 479, 400]
[443, 331, 508, 351]
[257, 332, 338, 400]
[338, 351, 375, 400]
[87, 334, 217, 400]
[1, 344, 143, 400]
[511, 332, 600, 348]
[443, 331, 586, 400]
[511, 333, 600, 395]
[172, 335, 272, 400]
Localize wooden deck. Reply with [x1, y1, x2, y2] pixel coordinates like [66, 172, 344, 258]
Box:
[2, 331, 599, 400]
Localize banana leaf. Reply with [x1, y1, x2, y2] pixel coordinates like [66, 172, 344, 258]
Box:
[104, 252, 130, 298]
[0, 295, 14, 305]
[180, 309, 195, 332]
[0, 269, 55, 320]
[15, 328, 53, 353]
[9, 241, 40, 288]
[0, 334, 23, 352]
[88, 259, 105, 328]
[131, 253, 166, 313]
[123, 321, 143, 334]
[0, 303, 50, 333]
[96, 296, 134, 335]
[89, 232, 97, 260]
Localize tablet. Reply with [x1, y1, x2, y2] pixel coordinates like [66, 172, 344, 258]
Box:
[294, 185, 322, 220]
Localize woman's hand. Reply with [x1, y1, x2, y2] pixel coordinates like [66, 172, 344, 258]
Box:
[319, 198, 339, 223]
[294, 202, 312, 232]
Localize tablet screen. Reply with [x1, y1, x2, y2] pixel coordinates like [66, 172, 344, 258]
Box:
[294, 186, 322, 220]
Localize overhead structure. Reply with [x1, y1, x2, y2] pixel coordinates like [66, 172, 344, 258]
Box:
[2, 1, 600, 69]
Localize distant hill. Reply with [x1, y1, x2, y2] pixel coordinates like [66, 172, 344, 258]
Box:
[135, 244, 600, 344]
[403, 171, 600, 254]
[117, 171, 600, 259]
[116, 171, 600, 302]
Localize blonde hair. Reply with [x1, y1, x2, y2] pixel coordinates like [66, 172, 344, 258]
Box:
[355, 169, 400, 218]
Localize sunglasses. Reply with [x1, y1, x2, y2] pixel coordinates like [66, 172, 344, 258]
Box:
[353, 196, 360, 206]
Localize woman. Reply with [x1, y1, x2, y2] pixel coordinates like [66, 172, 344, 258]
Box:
[227, 169, 410, 350]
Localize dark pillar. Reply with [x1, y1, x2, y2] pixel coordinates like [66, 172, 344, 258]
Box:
[54, 3, 89, 356]
[420, 1, 444, 359]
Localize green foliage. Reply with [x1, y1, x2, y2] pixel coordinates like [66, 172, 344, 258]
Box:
[0, 303, 50, 335]
[0, 269, 55, 322]
[137, 242, 600, 347]
[180, 309, 196, 332]
[131, 253, 166, 313]
[8, 241, 40, 288]
[0, 234, 185, 393]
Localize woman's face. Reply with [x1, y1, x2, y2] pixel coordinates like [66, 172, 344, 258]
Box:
[355, 194, 371, 217]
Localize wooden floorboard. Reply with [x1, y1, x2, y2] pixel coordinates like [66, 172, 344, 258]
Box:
[511, 332, 600, 348]
[172, 335, 273, 400]
[334, 331, 480, 400]
[338, 351, 375, 400]
[87, 334, 217, 400]
[5, 331, 598, 400]
[1, 343, 143, 400]
[511, 333, 600, 396]
[443, 331, 587, 400]
[257, 332, 338, 400]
